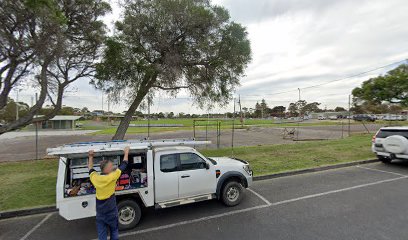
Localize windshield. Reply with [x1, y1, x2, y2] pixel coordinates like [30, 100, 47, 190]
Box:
[377, 129, 408, 139]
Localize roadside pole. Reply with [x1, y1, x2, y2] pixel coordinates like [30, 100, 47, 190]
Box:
[348, 95, 351, 136]
[231, 98, 236, 157]
[147, 97, 150, 140]
[35, 93, 39, 160]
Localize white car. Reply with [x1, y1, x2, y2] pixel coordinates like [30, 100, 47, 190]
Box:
[318, 116, 326, 120]
[48, 139, 253, 230]
[372, 127, 408, 163]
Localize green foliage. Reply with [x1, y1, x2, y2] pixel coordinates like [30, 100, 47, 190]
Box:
[0, 98, 29, 123]
[95, 0, 252, 107]
[352, 63, 408, 107]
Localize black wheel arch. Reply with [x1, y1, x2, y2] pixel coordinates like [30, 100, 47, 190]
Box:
[216, 171, 248, 199]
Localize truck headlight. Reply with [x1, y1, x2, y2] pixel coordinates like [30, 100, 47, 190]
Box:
[243, 165, 252, 175]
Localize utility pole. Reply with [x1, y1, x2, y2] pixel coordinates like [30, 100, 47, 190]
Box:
[348, 95, 351, 136]
[298, 88, 301, 101]
[231, 98, 236, 157]
[35, 93, 39, 160]
[238, 95, 243, 127]
[15, 89, 19, 121]
[147, 97, 151, 139]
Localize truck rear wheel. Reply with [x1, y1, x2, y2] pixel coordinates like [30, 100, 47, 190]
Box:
[221, 181, 244, 207]
[117, 199, 141, 230]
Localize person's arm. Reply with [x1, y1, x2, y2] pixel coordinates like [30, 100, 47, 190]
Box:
[118, 146, 130, 172]
[88, 150, 96, 175]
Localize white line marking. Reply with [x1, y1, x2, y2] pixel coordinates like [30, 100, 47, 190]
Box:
[247, 188, 272, 206]
[104, 204, 270, 239]
[270, 176, 407, 206]
[357, 165, 408, 177]
[20, 213, 53, 240]
[109, 176, 407, 239]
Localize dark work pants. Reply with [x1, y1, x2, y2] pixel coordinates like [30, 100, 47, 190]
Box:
[96, 196, 119, 240]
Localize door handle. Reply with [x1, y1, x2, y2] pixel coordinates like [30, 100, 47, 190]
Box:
[181, 174, 190, 178]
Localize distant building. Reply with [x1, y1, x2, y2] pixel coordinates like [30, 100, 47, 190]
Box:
[36, 115, 82, 130]
[91, 110, 105, 116]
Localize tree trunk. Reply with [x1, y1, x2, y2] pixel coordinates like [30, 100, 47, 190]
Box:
[112, 92, 148, 140]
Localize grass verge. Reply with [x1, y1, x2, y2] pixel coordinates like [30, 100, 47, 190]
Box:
[0, 134, 373, 212]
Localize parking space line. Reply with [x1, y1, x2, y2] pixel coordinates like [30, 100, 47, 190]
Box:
[20, 213, 53, 240]
[111, 204, 270, 239]
[270, 176, 407, 206]
[357, 165, 408, 177]
[248, 188, 272, 206]
[106, 175, 407, 239]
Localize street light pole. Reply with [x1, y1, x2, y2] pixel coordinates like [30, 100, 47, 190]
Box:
[16, 89, 19, 121]
[298, 88, 301, 101]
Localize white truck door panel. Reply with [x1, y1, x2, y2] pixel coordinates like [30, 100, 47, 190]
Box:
[59, 195, 96, 220]
[178, 153, 216, 198]
[154, 153, 179, 202]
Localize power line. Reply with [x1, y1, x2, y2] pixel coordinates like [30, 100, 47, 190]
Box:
[241, 59, 407, 97]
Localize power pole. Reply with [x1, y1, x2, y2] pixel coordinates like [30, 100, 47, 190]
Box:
[231, 98, 236, 156]
[35, 93, 39, 160]
[15, 89, 19, 121]
[238, 95, 243, 127]
[147, 97, 151, 139]
[298, 88, 301, 101]
[348, 95, 351, 136]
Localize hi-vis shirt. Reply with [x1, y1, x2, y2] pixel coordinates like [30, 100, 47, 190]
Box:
[89, 161, 128, 200]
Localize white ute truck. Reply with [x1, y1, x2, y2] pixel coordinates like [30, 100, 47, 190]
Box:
[48, 139, 253, 230]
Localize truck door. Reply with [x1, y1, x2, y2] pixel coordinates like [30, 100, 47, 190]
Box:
[56, 157, 96, 220]
[178, 152, 216, 198]
[154, 153, 179, 202]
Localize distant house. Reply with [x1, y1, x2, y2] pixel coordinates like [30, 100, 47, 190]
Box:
[36, 115, 82, 130]
[91, 110, 105, 116]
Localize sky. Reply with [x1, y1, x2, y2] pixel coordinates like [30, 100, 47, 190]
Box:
[16, 0, 408, 114]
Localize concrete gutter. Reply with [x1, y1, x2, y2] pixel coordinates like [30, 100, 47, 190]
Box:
[0, 159, 378, 220]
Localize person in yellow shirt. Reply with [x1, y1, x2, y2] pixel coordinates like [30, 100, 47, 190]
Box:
[88, 146, 129, 240]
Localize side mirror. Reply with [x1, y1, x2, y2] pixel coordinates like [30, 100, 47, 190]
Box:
[205, 162, 210, 170]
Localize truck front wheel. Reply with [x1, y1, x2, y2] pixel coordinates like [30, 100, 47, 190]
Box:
[117, 199, 141, 230]
[221, 181, 244, 207]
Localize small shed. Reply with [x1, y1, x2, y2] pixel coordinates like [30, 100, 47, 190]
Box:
[39, 115, 82, 130]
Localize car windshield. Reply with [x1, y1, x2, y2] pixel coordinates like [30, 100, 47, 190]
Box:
[377, 129, 408, 139]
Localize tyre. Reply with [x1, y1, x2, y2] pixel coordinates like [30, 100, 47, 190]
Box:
[378, 156, 392, 164]
[221, 181, 244, 207]
[117, 199, 141, 230]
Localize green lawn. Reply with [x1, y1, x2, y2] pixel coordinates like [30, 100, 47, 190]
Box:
[201, 134, 374, 176]
[0, 134, 374, 211]
[0, 159, 58, 211]
[83, 118, 361, 135]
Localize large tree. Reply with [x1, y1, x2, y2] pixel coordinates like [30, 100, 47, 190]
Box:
[0, 0, 110, 134]
[95, 0, 251, 140]
[352, 63, 408, 107]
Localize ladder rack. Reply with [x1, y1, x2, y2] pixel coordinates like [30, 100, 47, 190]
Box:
[47, 139, 211, 157]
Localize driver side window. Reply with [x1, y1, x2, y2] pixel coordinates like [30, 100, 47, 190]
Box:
[180, 153, 207, 171]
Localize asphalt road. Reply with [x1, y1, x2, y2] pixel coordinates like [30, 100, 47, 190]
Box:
[2, 161, 408, 240]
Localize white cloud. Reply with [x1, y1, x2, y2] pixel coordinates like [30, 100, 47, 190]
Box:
[16, 0, 408, 113]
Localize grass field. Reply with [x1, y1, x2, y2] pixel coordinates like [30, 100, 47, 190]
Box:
[0, 134, 374, 211]
[79, 118, 375, 135]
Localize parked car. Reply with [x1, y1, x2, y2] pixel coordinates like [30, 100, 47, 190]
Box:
[384, 115, 406, 121]
[372, 127, 408, 163]
[353, 114, 376, 122]
[328, 116, 338, 120]
[318, 116, 326, 120]
[48, 139, 253, 230]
